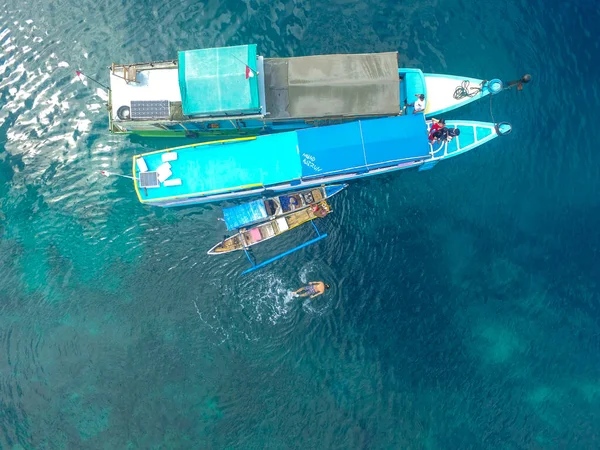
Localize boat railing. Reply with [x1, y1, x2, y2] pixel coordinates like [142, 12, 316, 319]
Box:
[429, 141, 446, 158]
[114, 113, 266, 126]
[110, 60, 178, 72]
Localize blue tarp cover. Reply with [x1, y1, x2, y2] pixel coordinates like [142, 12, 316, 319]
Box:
[296, 122, 367, 178]
[361, 115, 430, 169]
[178, 44, 260, 116]
[296, 114, 429, 178]
[223, 199, 267, 230]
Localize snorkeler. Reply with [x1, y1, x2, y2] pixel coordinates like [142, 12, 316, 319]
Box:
[294, 281, 330, 299]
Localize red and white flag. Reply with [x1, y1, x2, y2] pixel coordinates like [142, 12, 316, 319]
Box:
[245, 65, 254, 79]
[76, 70, 88, 86]
[75, 70, 108, 100]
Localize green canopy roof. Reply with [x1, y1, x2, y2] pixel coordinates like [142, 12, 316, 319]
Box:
[178, 44, 260, 116]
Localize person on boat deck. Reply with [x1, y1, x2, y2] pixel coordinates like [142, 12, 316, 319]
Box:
[432, 126, 460, 143]
[294, 282, 330, 299]
[430, 128, 450, 143]
[406, 94, 426, 114]
[444, 127, 461, 142]
[428, 118, 446, 142]
[311, 202, 328, 218]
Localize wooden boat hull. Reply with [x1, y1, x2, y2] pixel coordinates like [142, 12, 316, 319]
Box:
[222, 184, 347, 231]
[208, 201, 331, 255]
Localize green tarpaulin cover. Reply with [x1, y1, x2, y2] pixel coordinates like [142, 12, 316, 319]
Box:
[264, 52, 400, 119]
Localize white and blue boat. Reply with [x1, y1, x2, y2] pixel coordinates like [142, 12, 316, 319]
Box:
[109, 44, 527, 138]
[131, 114, 511, 207]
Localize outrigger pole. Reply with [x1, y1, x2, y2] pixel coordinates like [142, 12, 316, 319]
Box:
[100, 170, 137, 181]
[241, 221, 327, 275]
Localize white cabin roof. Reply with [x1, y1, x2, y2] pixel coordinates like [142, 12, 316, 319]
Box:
[110, 67, 182, 119]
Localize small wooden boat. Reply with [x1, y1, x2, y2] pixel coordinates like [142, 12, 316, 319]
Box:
[208, 201, 331, 255]
[221, 184, 347, 231]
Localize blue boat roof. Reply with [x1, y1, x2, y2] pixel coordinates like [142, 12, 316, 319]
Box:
[223, 199, 267, 230]
[134, 133, 302, 202]
[133, 115, 430, 204]
[297, 114, 430, 178]
[178, 44, 260, 116]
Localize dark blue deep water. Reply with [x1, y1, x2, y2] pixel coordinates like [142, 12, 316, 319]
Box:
[1, 0, 600, 448]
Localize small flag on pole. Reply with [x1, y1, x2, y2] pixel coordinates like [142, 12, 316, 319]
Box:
[245, 65, 254, 79]
[76, 70, 88, 86]
[75, 70, 110, 91]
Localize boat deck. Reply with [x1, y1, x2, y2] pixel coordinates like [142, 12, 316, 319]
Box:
[424, 74, 488, 116]
[110, 66, 183, 119]
[133, 133, 302, 202]
[285, 208, 313, 228]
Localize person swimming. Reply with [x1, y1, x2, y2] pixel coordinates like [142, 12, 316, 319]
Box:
[294, 281, 330, 299]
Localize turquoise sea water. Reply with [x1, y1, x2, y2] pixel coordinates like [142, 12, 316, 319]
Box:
[1, 0, 600, 448]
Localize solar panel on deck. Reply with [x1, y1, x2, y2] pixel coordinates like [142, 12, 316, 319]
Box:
[130, 100, 170, 120]
[139, 171, 160, 188]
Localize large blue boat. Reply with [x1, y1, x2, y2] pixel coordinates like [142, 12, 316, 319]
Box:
[131, 114, 511, 207]
[109, 44, 524, 138]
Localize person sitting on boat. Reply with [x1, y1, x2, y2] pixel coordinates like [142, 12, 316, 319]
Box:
[294, 282, 330, 299]
[433, 126, 461, 143]
[406, 94, 426, 114]
[444, 127, 461, 142]
[311, 202, 328, 218]
[428, 118, 446, 142]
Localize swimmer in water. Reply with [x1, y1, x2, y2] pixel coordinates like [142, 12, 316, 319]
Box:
[294, 281, 330, 299]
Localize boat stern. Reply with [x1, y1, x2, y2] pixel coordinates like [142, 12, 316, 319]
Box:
[398, 68, 426, 113]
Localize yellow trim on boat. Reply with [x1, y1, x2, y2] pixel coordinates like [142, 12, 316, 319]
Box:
[132, 136, 259, 203]
[137, 182, 264, 203]
[137, 136, 257, 158]
[133, 157, 143, 202]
